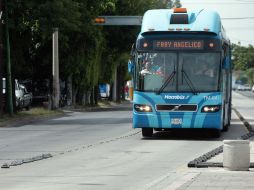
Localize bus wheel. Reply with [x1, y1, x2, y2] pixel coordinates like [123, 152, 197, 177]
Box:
[142, 128, 153, 137]
[222, 124, 229, 132]
[222, 110, 229, 132]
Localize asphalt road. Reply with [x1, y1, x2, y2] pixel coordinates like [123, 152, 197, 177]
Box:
[0, 94, 249, 190]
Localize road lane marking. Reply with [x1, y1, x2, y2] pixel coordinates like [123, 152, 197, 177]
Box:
[162, 172, 200, 190]
[233, 108, 254, 133]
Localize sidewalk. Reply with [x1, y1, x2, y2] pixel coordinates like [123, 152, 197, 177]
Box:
[63, 100, 132, 112]
[177, 170, 254, 190]
[0, 101, 132, 128]
[176, 92, 254, 190]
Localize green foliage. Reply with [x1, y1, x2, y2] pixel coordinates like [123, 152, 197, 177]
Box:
[165, 0, 182, 9]
[246, 68, 254, 86]
[173, 0, 182, 8]
[232, 43, 254, 71]
[100, 0, 168, 85]
[232, 43, 254, 86]
[6, 0, 180, 105]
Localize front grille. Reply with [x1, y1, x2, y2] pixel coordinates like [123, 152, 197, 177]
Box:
[156, 104, 197, 112]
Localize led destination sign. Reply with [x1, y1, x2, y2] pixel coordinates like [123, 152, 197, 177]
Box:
[153, 40, 204, 50]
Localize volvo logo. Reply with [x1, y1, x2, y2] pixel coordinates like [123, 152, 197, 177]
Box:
[172, 105, 180, 111]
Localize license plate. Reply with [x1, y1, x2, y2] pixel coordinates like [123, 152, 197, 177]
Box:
[171, 118, 182, 125]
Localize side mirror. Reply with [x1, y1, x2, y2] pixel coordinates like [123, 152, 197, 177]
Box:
[222, 57, 231, 69]
[128, 59, 134, 73]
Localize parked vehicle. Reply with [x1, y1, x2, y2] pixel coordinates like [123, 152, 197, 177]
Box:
[20, 84, 32, 110]
[2, 78, 22, 108]
[2, 78, 32, 110]
[244, 84, 251, 91]
[232, 84, 237, 91]
[252, 85, 254, 92]
[237, 84, 251, 91]
[236, 85, 244, 91]
[14, 79, 24, 108]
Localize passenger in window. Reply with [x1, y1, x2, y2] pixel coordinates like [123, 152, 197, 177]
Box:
[140, 62, 152, 75]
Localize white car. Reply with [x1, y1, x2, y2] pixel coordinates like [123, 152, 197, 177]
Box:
[237, 84, 251, 91]
[243, 84, 251, 91]
[252, 85, 254, 92]
[237, 85, 245, 91]
[2, 78, 26, 108]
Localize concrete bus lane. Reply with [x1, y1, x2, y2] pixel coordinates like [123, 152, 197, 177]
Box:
[0, 96, 250, 190]
[233, 91, 254, 126]
[172, 92, 254, 190]
[207, 91, 254, 166]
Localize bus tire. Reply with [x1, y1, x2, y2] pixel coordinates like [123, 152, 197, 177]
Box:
[222, 124, 228, 132]
[154, 128, 163, 132]
[223, 117, 230, 131]
[222, 108, 229, 132]
[142, 128, 153, 137]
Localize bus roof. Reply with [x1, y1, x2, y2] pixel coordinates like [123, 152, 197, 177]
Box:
[141, 8, 228, 40]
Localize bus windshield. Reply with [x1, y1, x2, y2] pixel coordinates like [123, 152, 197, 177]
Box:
[135, 52, 221, 92]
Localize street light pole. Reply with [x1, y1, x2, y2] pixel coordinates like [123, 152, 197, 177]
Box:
[52, 28, 60, 109]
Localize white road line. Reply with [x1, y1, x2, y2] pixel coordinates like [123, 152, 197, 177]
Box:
[163, 172, 199, 190]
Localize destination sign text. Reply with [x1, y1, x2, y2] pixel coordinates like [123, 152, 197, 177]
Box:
[153, 40, 204, 50]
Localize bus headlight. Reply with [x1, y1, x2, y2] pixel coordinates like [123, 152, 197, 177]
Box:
[134, 104, 152, 112]
[201, 105, 221, 113]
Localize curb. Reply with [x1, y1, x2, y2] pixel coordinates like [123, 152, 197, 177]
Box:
[0, 113, 64, 128]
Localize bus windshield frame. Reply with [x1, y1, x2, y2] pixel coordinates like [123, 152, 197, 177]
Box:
[134, 51, 221, 93]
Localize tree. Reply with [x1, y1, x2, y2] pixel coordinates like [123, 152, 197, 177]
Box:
[165, 0, 182, 9]
[232, 43, 254, 71]
[246, 68, 254, 86]
[6, 0, 116, 106]
[174, 0, 182, 8]
[100, 0, 169, 101]
[3, 0, 182, 109]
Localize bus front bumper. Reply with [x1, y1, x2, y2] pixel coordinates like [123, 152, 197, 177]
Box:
[133, 112, 222, 130]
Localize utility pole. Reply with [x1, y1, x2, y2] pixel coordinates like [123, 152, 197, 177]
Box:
[52, 28, 60, 109]
[4, 0, 13, 115]
[0, 0, 4, 114]
[113, 68, 117, 102]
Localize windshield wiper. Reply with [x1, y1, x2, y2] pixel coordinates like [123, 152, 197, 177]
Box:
[156, 71, 176, 95]
[181, 69, 198, 95]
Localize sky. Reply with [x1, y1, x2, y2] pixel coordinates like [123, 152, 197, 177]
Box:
[180, 0, 254, 46]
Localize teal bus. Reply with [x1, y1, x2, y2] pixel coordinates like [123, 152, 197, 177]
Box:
[129, 8, 232, 137]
